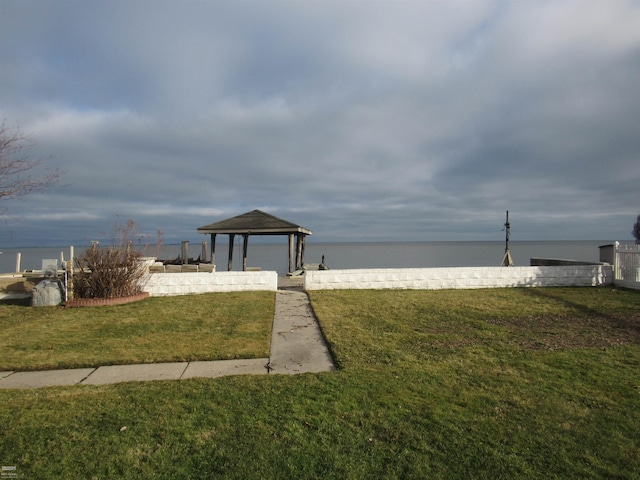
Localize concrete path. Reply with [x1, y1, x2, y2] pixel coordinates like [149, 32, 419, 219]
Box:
[267, 290, 335, 374]
[0, 283, 335, 389]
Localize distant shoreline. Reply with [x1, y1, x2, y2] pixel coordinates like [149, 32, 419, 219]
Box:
[0, 240, 626, 276]
[0, 239, 623, 250]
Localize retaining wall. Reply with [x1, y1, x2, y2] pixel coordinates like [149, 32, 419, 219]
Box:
[304, 265, 613, 291]
[143, 271, 278, 296]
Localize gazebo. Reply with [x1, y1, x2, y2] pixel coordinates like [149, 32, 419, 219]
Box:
[197, 210, 312, 274]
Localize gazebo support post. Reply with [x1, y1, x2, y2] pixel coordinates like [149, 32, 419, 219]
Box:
[210, 234, 216, 267]
[288, 234, 295, 273]
[295, 234, 303, 270]
[227, 234, 235, 271]
[301, 235, 306, 268]
[242, 234, 249, 271]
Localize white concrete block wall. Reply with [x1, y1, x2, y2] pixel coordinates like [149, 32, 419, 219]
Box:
[304, 266, 613, 291]
[143, 271, 278, 296]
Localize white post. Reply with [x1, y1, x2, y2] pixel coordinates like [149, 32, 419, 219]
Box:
[15, 252, 21, 273]
[614, 241, 620, 281]
[68, 246, 74, 300]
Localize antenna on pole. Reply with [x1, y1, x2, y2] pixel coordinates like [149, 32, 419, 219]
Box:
[501, 210, 514, 266]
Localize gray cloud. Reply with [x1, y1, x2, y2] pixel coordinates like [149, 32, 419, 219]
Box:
[1, 0, 639, 247]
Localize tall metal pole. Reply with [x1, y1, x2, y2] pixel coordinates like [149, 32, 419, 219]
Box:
[501, 210, 514, 266]
[504, 210, 510, 252]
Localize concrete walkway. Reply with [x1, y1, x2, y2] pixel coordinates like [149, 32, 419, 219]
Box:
[267, 289, 335, 374]
[0, 282, 335, 389]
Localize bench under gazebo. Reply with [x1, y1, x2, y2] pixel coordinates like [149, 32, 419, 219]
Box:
[197, 210, 312, 274]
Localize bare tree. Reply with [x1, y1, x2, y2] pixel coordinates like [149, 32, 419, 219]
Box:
[0, 120, 61, 210]
[633, 215, 640, 244]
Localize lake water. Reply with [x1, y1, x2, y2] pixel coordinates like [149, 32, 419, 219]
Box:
[0, 240, 623, 276]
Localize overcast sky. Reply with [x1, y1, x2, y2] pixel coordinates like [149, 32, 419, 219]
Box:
[1, 0, 639, 247]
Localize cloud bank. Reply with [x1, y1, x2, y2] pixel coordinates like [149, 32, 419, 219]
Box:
[1, 0, 639, 246]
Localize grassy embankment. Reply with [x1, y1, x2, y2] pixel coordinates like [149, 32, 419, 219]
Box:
[1, 287, 639, 479]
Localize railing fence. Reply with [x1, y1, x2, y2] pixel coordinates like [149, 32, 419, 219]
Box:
[615, 244, 640, 289]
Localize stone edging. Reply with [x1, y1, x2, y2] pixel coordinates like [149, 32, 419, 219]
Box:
[64, 292, 150, 308]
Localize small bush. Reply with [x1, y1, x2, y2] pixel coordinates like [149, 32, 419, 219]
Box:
[72, 220, 157, 299]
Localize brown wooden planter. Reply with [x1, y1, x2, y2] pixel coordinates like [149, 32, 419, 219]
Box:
[64, 292, 150, 308]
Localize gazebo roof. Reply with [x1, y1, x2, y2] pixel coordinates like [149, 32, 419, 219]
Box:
[197, 210, 312, 236]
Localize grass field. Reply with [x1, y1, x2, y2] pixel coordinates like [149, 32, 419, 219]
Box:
[1, 286, 639, 479]
[0, 292, 274, 371]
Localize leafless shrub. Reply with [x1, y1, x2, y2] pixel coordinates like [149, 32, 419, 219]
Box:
[73, 220, 160, 299]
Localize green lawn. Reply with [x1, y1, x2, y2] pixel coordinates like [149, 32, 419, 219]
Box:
[1, 286, 639, 479]
[0, 292, 274, 370]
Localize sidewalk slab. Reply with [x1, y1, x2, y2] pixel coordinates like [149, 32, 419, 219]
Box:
[182, 358, 269, 379]
[1, 285, 336, 389]
[269, 290, 336, 374]
[0, 368, 95, 389]
[82, 362, 188, 385]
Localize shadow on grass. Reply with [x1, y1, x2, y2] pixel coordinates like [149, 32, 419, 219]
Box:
[0, 298, 31, 307]
[518, 287, 640, 340]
